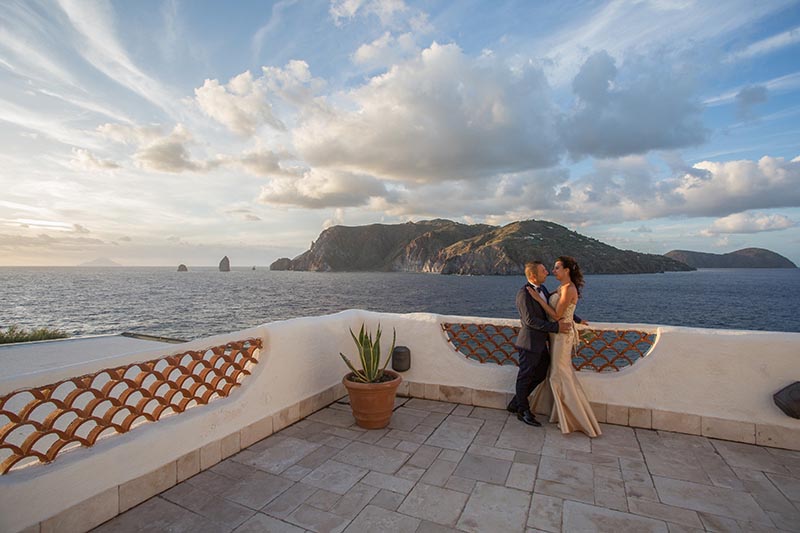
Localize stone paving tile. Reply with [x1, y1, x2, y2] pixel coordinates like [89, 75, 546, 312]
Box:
[445, 475, 477, 494]
[185, 469, 240, 495]
[386, 429, 428, 444]
[469, 406, 511, 421]
[396, 440, 421, 453]
[594, 465, 624, 481]
[766, 472, 800, 503]
[425, 416, 483, 451]
[594, 476, 628, 512]
[302, 460, 369, 495]
[161, 482, 255, 528]
[566, 448, 621, 468]
[343, 505, 420, 533]
[404, 398, 457, 413]
[534, 478, 594, 504]
[395, 464, 426, 482]
[357, 428, 389, 444]
[333, 441, 410, 474]
[527, 492, 563, 533]
[452, 453, 512, 484]
[543, 426, 591, 452]
[452, 404, 473, 417]
[416, 520, 462, 532]
[420, 411, 449, 428]
[232, 512, 305, 532]
[654, 475, 771, 523]
[407, 444, 442, 468]
[397, 483, 469, 527]
[712, 440, 792, 475]
[307, 408, 357, 428]
[361, 471, 415, 494]
[538, 456, 595, 488]
[439, 449, 464, 462]
[330, 483, 379, 520]
[456, 481, 530, 532]
[644, 450, 713, 485]
[296, 445, 341, 470]
[262, 482, 318, 519]
[506, 462, 537, 492]
[495, 418, 546, 454]
[281, 464, 313, 481]
[369, 489, 406, 511]
[467, 443, 516, 461]
[387, 411, 423, 432]
[627, 496, 704, 529]
[93, 496, 197, 533]
[376, 436, 401, 449]
[285, 504, 350, 533]
[625, 481, 659, 501]
[223, 470, 294, 510]
[246, 437, 321, 474]
[562, 500, 668, 532]
[306, 489, 342, 511]
[420, 458, 458, 486]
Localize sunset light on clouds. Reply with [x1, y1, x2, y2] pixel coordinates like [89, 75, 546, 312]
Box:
[1, 0, 799, 266]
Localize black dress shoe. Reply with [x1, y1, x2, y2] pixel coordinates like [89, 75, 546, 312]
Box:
[517, 410, 541, 427]
[506, 401, 517, 413]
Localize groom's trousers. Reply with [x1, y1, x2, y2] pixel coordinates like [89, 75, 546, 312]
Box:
[512, 346, 550, 414]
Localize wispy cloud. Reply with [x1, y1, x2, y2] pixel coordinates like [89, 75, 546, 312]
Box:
[726, 24, 800, 62]
[704, 72, 800, 106]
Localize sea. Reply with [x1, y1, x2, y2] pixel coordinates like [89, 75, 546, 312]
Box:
[1, 267, 798, 340]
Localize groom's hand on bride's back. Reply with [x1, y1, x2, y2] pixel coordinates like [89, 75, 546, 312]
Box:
[557, 321, 571, 333]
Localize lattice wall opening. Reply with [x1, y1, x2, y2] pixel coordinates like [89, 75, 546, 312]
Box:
[0, 338, 262, 474]
[442, 323, 655, 372]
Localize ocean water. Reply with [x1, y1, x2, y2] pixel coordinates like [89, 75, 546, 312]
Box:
[1, 267, 798, 340]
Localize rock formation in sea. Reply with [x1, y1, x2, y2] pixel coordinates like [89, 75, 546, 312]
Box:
[269, 258, 292, 270]
[177, 264, 188, 272]
[219, 256, 230, 272]
[665, 248, 797, 268]
[270, 219, 694, 275]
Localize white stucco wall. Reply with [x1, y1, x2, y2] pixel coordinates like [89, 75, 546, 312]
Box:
[1, 309, 798, 532]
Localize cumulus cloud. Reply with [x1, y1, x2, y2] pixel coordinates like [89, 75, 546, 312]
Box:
[353, 32, 418, 70]
[560, 51, 706, 159]
[703, 212, 795, 235]
[232, 148, 300, 177]
[195, 70, 284, 136]
[258, 169, 391, 208]
[735, 85, 767, 120]
[294, 42, 561, 183]
[563, 155, 800, 223]
[133, 124, 217, 173]
[323, 208, 345, 229]
[70, 148, 119, 170]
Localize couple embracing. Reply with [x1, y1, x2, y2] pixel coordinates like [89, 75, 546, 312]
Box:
[507, 256, 602, 438]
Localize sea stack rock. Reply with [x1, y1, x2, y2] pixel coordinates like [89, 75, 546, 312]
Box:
[177, 264, 188, 272]
[270, 257, 292, 270]
[219, 256, 231, 272]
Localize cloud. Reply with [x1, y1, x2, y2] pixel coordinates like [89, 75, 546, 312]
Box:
[735, 85, 768, 120]
[195, 71, 284, 136]
[233, 148, 299, 177]
[133, 124, 215, 173]
[70, 148, 119, 170]
[564, 155, 800, 222]
[294, 42, 561, 183]
[258, 169, 390, 208]
[726, 24, 800, 62]
[0, 232, 104, 248]
[322, 208, 345, 229]
[631, 225, 653, 233]
[703, 212, 795, 235]
[352, 32, 418, 70]
[330, 0, 410, 28]
[72, 223, 90, 234]
[559, 51, 707, 159]
[98, 123, 163, 144]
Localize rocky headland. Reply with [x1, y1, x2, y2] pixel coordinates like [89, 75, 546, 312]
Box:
[270, 219, 694, 275]
[665, 248, 797, 268]
[219, 256, 230, 272]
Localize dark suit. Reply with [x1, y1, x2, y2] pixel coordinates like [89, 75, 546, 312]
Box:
[509, 283, 559, 414]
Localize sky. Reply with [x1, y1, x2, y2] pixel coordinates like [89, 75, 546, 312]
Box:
[1, 0, 799, 267]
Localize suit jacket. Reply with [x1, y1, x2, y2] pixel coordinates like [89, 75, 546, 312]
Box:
[515, 283, 559, 352]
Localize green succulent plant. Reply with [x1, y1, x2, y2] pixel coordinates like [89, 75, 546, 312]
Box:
[339, 323, 396, 383]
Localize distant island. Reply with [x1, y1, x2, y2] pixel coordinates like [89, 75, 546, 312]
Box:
[665, 248, 797, 269]
[78, 257, 122, 267]
[270, 219, 693, 275]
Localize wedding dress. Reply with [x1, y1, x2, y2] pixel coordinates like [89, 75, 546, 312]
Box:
[530, 292, 602, 437]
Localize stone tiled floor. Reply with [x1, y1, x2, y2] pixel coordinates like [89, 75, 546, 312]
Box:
[94, 398, 800, 532]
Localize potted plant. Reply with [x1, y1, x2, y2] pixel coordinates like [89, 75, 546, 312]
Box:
[340, 323, 402, 429]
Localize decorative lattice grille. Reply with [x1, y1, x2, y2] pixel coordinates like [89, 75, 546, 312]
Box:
[0, 338, 261, 474]
[442, 323, 655, 372]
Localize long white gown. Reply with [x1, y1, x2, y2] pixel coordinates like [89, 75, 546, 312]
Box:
[530, 292, 602, 437]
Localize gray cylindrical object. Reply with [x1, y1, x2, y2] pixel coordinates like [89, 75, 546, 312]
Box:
[392, 346, 411, 372]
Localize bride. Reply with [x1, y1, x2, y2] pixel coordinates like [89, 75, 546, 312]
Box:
[527, 256, 602, 438]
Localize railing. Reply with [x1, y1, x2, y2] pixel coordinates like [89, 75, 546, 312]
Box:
[0, 338, 261, 474]
[441, 323, 656, 372]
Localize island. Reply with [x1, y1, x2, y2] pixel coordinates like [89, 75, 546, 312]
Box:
[270, 219, 693, 275]
[665, 248, 797, 268]
[177, 264, 188, 272]
[219, 256, 230, 272]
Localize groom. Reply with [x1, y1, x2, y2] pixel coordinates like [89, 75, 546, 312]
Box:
[508, 261, 570, 426]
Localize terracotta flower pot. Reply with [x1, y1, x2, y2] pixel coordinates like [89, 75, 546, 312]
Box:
[342, 370, 402, 429]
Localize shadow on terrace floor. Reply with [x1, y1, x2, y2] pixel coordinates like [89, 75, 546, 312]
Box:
[94, 397, 800, 532]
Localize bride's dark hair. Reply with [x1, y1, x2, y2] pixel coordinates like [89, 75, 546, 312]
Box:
[557, 255, 584, 296]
